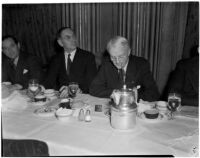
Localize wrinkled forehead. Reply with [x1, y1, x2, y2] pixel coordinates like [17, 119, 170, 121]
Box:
[109, 40, 130, 56]
[60, 28, 75, 38]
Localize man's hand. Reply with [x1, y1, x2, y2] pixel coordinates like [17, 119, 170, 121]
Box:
[59, 86, 69, 98]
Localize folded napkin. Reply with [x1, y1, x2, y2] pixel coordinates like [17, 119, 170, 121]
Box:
[2, 90, 28, 112]
[137, 99, 156, 114]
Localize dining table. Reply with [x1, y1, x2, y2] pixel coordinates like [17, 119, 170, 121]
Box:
[2, 90, 199, 157]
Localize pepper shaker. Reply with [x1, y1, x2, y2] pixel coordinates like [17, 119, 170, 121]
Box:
[85, 109, 91, 122]
[78, 109, 85, 121]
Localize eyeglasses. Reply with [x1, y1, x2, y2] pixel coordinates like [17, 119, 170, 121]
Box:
[110, 55, 127, 62]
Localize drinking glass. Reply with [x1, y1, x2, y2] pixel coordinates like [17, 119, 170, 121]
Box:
[68, 82, 79, 98]
[28, 79, 39, 98]
[167, 93, 181, 119]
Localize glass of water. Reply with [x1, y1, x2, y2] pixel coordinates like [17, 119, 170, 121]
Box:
[28, 79, 39, 98]
[167, 93, 181, 119]
[68, 82, 79, 98]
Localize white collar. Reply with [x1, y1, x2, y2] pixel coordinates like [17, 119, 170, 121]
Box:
[123, 58, 129, 73]
[13, 56, 19, 66]
[64, 49, 76, 61]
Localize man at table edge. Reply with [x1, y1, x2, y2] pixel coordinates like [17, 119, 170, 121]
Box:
[43, 27, 97, 97]
[89, 36, 160, 102]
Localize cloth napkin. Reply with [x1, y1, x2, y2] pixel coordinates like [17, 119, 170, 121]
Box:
[137, 99, 156, 114]
[2, 90, 28, 112]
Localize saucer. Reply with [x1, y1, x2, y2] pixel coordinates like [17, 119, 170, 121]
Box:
[34, 106, 58, 117]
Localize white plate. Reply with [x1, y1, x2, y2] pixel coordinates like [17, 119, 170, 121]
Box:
[34, 106, 58, 117]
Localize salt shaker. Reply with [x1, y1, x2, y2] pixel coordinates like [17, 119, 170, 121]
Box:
[85, 109, 91, 122]
[78, 109, 85, 121]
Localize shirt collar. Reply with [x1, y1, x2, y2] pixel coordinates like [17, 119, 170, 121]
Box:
[64, 49, 77, 61]
[123, 58, 129, 72]
[13, 56, 19, 66]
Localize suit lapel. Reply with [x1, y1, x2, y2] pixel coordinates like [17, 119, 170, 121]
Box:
[71, 48, 81, 72]
[61, 52, 68, 77]
[15, 54, 26, 82]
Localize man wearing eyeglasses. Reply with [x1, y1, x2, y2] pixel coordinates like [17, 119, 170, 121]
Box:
[89, 36, 159, 101]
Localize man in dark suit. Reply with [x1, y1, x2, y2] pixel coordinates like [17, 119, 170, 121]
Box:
[2, 35, 43, 89]
[89, 36, 159, 101]
[167, 54, 199, 106]
[43, 27, 97, 97]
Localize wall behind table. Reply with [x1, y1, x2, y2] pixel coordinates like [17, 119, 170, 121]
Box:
[2, 3, 192, 95]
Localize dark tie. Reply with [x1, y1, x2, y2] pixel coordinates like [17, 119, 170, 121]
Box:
[118, 69, 124, 84]
[67, 54, 72, 75]
[9, 60, 16, 70]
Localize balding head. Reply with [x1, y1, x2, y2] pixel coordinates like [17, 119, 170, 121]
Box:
[107, 36, 131, 69]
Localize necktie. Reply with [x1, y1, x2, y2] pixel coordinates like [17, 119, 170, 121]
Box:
[67, 54, 72, 75]
[118, 69, 124, 84]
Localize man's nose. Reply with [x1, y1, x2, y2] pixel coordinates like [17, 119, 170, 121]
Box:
[116, 57, 120, 63]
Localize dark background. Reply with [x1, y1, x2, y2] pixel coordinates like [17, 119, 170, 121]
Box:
[2, 2, 199, 95]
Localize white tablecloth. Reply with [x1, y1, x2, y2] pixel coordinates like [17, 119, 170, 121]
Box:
[2, 92, 199, 157]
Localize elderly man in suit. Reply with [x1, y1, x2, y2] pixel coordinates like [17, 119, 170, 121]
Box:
[2, 35, 43, 89]
[89, 36, 160, 101]
[44, 27, 97, 97]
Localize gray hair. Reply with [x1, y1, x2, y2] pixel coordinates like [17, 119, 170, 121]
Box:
[106, 36, 130, 52]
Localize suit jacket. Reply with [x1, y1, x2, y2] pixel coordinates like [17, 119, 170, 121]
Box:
[89, 55, 160, 101]
[43, 48, 97, 93]
[2, 52, 43, 88]
[168, 56, 199, 106]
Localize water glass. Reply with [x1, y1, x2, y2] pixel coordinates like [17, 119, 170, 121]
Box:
[167, 93, 181, 119]
[68, 82, 79, 98]
[28, 79, 39, 97]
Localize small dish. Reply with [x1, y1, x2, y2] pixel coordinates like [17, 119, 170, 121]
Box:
[137, 112, 164, 123]
[34, 106, 58, 117]
[144, 109, 159, 119]
[55, 107, 73, 121]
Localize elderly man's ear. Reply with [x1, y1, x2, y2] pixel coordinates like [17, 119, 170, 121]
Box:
[57, 39, 63, 47]
[128, 49, 131, 56]
[17, 43, 21, 49]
